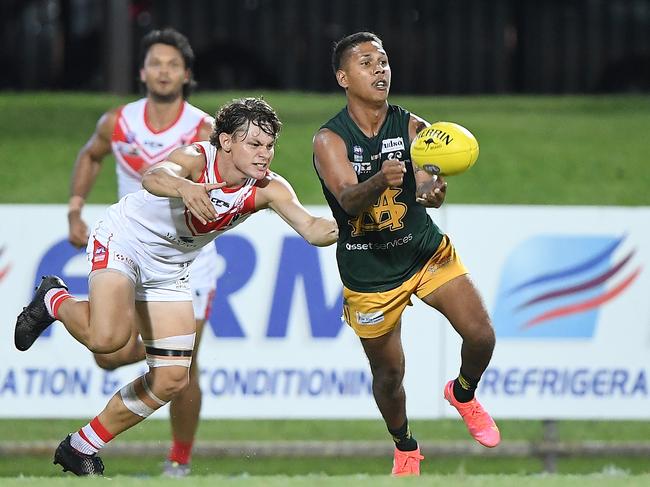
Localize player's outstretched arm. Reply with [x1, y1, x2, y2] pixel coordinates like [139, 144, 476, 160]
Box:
[143, 145, 225, 224]
[68, 110, 116, 248]
[262, 174, 338, 247]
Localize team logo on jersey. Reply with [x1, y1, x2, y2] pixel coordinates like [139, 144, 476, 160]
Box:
[348, 188, 407, 236]
[211, 197, 231, 208]
[381, 137, 405, 153]
[353, 145, 364, 162]
[116, 141, 140, 157]
[351, 161, 372, 175]
[143, 140, 164, 149]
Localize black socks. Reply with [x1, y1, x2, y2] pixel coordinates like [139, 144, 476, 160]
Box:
[389, 419, 418, 451]
[453, 371, 480, 403]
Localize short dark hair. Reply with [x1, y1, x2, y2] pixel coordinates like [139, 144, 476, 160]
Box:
[139, 28, 196, 98]
[331, 32, 383, 74]
[209, 98, 282, 149]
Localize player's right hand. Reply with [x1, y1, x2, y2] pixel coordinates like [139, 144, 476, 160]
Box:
[380, 159, 407, 187]
[68, 212, 89, 248]
[178, 181, 227, 225]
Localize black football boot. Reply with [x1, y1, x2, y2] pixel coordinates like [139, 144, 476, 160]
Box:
[15, 275, 68, 351]
[53, 435, 105, 476]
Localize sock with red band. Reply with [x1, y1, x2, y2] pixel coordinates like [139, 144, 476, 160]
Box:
[44, 287, 72, 319]
[168, 439, 194, 465]
[70, 417, 115, 455]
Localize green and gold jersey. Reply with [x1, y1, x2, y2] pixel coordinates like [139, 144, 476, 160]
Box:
[315, 104, 444, 292]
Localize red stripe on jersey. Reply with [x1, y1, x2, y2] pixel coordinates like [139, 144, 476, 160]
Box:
[111, 106, 126, 140]
[184, 208, 199, 237]
[112, 114, 148, 175]
[241, 187, 258, 214]
[188, 211, 238, 235]
[90, 417, 115, 442]
[120, 152, 147, 175]
[189, 117, 210, 143]
[144, 100, 185, 134]
[213, 154, 245, 193]
[193, 143, 208, 184]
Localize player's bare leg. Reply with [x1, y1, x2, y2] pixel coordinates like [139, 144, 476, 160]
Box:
[361, 323, 423, 476]
[422, 274, 500, 447]
[55, 300, 196, 476]
[163, 318, 205, 477]
[93, 325, 145, 370]
[87, 296, 207, 477]
[56, 270, 136, 353]
[361, 323, 407, 431]
[14, 272, 134, 353]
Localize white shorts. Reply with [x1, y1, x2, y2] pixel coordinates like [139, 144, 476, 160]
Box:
[190, 243, 218, 320]
[87, 220, 192, 303]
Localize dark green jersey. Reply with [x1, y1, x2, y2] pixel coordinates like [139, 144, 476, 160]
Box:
[315, 104, 444, 292]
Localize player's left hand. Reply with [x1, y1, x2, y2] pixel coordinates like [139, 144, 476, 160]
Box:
[416, 174, 447, 208]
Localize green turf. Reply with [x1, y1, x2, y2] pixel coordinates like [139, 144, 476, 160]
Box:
[2, 419, 650, 477]
[1, 92, 648, 205]
[2, 473, 650, 486]
[3, 418, 650, 442]
[3, 456, 650, 478]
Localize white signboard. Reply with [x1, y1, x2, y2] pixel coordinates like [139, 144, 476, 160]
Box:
[446, 205, 650, 419]
[0, 205, 648, 419]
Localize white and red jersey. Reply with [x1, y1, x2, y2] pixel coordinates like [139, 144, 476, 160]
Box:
[103, 141, 260, 265]
[111, 98, 212, 198]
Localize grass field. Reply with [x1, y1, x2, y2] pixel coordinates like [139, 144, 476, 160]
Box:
[1, 93, 649, 205]
[3, 474, 650, 487]
[1, 92, 649, 483]
[2, 418, 650, 478]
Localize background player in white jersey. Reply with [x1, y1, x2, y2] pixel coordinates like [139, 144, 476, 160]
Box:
[66, 28, 215, 476]
[15, 97, 339, 477]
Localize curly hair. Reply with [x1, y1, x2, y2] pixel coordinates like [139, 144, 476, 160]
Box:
[139, 28, 196, 99]
[209, 98, 282, 148]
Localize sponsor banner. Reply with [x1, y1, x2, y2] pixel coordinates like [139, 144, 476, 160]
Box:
[1, 205, 648, 419]
[0, 205, 443, 419]
[446, 205, 650, 419]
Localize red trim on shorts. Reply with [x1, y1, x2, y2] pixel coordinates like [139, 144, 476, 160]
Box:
[90, 417, 115, 443]
[202, 288, 216, 321]
[91, 240, 109, 271]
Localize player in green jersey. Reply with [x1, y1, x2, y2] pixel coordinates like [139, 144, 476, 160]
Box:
[313, 32, 500, 476]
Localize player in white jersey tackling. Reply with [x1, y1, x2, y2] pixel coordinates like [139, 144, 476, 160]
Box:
[65, 29, 214, 476]
[15, 97, 339, 476]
